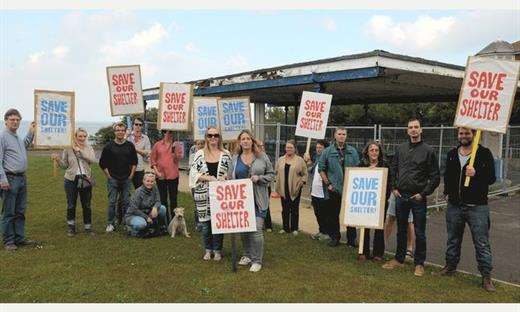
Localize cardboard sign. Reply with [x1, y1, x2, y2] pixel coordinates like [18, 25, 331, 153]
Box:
[218, 97, 252, 141]
[33, 90, 75, 149]
[209, 179, 257, 234]
[193, 97, 220, 141]
[295, 91, 333, 139]
[340, 167, 388, 229]
[157, 82, 193, 131]
[454, 56, 520, 134]
[106, 65, 144, 116]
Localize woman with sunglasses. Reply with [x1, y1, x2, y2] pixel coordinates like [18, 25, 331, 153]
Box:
[127, 117, 151, 189]
[150, 129, 183, 221]
[229, 130, 275, 272]
[189, 127, 232, 261]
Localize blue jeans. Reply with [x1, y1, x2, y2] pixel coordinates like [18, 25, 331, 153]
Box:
[395, 195, 427, 265]
[107, 178, 130, 225]
[200, 221, 223, 251]
[445, 203, 493, 277]
[1, 175, 27, 245]
[127, 205, 167, 237]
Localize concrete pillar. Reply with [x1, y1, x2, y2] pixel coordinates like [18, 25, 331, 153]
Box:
[254, 102, 266, 141]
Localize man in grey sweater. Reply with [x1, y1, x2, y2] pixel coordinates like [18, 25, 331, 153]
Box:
[0, 109, 37, 251]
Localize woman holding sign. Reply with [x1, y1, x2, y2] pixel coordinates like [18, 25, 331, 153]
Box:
[52, 128, 97, 237]
[274, 140, 308, 235]
[229, 130, 275, 272]
[189, 127, 232, 261]
[358, 141, 391, 262]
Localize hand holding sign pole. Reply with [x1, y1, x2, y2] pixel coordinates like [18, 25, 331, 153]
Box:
[454, 56, 520, 187]
[295, 91, 333, 155]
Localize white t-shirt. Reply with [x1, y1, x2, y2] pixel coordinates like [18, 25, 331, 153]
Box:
[458, 150, 470, 170]
[311, 167, 324, 198]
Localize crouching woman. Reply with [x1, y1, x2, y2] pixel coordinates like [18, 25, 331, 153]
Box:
[125, 172, 168, 237]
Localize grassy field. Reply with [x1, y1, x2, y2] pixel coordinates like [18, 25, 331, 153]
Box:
[0, 156, 519, 303]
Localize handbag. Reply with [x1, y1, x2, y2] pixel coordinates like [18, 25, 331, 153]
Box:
[74, 150, 95, 188]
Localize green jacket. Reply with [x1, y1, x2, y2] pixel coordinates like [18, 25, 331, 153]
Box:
[317, 142, 360, 200]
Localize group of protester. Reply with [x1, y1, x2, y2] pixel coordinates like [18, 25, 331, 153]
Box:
[0, 108, 497, 290]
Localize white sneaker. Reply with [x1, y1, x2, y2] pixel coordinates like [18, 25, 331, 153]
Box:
[213, 251, 222, 261]
[203, 251, 212, 261]
[292, 230, 298, 236]
[105, 224, 115, 233]
[266, 229, 272, 233]
[249, 263, 262, 272]
[278, 229, 286, 234]
[238, 256, 252, 266]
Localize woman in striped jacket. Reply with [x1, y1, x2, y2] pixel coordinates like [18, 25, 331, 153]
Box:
[189, 126, 232, 261]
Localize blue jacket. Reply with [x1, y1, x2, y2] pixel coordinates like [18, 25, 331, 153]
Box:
[317, 142, 360, 200]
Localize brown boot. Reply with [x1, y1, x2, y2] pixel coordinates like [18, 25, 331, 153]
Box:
[357, 254, 367, 263]
[382, 259, 404, 269]
[482, 277, 496, 292]
[435, 266, 456, 276]
[414, 265, 425, 277]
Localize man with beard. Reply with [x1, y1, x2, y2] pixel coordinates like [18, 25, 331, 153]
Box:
[437, 127, 496, 292]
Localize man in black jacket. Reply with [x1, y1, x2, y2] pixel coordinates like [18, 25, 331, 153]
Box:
[383, 118, 440, 277]
[437, 127, 496, 292]
[99, 122, 138, 233]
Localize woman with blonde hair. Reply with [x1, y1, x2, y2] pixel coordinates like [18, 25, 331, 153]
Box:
[229, 129, 275, 272]
[274, 140, 307, 235]
[52, 128, 97, 236]
[189, 126, 232, 261]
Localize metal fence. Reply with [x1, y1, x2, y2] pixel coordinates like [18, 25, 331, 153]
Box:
[138, 122, 520, 204]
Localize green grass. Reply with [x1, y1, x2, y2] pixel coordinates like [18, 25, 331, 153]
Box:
[0, 156, 519, 303]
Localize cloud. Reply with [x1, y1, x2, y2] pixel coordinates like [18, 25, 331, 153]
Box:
[364, 11, 518, 54]
[185, 42, 200, 53]
[28, 51, 45, 63]
[323, 17, 337, 32]
[52, 45, 70, 59]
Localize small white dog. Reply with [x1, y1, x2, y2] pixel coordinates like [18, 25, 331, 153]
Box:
[168, 207, 190, 238]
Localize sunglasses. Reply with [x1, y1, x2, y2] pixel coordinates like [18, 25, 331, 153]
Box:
[134, 123, 143, 126]
[207, 133, 220, 138]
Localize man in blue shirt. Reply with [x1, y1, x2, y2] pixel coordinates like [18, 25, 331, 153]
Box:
[0, 109, 37, 251]
[318, 127, 360, 248]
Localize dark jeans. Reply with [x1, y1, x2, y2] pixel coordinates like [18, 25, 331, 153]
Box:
[363, 203, 388, 257]
[64, 178, 92, 228]
[445, 203, 493, 277]
[1, 175, 27, 245]
[264, 186, 272, 229]
[311, 196, 325, 234]
[157, 178, 179, 220]
[281, 191, 301, 232]
[132, 171, 145, 189]
[326, 191, 357, 245]
[395, 195, 427, 265]
[200, 221, 223, 251]
[107, 178, 131, 225]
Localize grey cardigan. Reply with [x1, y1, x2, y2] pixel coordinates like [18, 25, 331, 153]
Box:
[229, 153, 275, 211]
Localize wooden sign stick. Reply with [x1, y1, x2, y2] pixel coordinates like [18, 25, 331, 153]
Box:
[305, 138, 312, 155]
[231, 233, 237, 272]
[52, 156, 58, 177]
[464, 129, 481, 187]
[358, 227, 365, 256]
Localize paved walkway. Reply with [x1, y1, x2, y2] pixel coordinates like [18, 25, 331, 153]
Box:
[179, 171, 519, 285]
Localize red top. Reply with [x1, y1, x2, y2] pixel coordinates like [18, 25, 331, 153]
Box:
[150, 140, 183, 180]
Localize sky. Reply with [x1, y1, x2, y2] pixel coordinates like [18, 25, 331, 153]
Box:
[1, 10, 519, 121]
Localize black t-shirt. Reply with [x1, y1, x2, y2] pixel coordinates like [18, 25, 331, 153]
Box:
[206, 161, 219, 178]
[284, 163, 291, 199]
[99, 140, 138, 180]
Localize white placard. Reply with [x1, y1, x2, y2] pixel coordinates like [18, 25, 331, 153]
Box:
[340, 167, 387, 229]
[295, 91, 333, 139]
[454, 56, 520, 134]
[193, 97, 220, 140]
[34, 90, 75, 149]
[209, 179, 257, 234]
[106, 65, 144, 116]
[218, 97, 252, 142]
[157, 82, 193, 131]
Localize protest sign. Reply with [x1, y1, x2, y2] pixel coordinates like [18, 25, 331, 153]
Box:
[33, 90, 75, 149]
[217, 97, 252, 142]
[193, 97, 220, 140]
[209, 179, 257, 234]
[454, 56, 520, 134]
[157, 83, 193, 131]
[340, 167, 387, 229]
[106, 65, 144, 116]
[295, 91, 332, 139]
